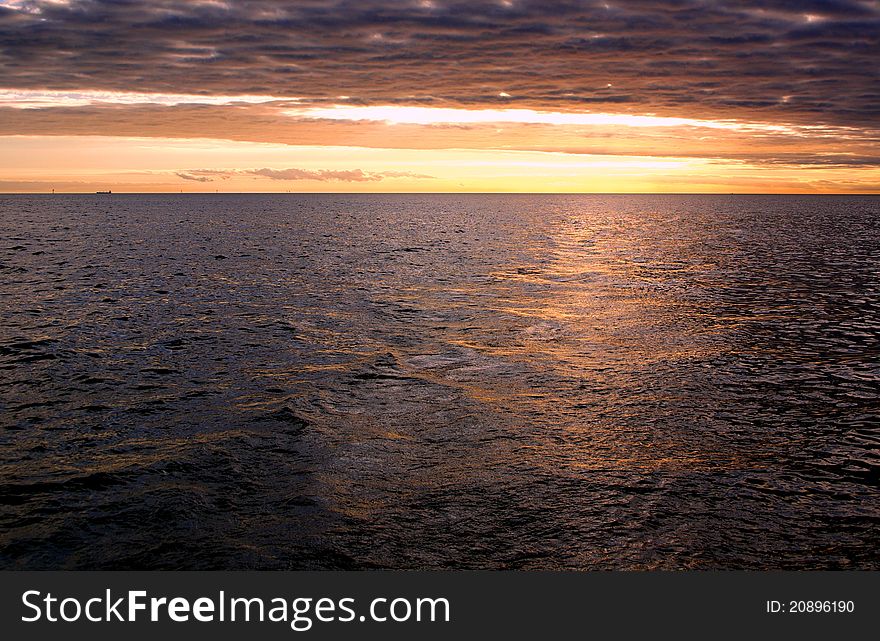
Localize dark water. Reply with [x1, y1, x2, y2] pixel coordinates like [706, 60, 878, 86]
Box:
[1, 194, 878, 569]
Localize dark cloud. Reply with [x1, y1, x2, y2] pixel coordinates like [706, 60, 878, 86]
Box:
[0, 1, 878, 127]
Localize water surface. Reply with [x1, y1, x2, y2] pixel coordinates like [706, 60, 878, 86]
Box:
[1, 194, 878, 569]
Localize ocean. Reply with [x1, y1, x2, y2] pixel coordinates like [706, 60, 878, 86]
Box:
[1, 193, 878, 569]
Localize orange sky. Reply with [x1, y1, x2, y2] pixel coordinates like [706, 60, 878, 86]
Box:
[1, 1, 878, 193]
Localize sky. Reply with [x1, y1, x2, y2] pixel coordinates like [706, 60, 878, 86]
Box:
[0, 0, 878, 193]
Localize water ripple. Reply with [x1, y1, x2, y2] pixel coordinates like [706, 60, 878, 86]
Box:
[1, 193, 878, 569]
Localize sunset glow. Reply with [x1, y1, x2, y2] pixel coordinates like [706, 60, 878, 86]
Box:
[2, 0, 880, 583]
[1, 0, 878, 193]
[289, 105, 792, 131]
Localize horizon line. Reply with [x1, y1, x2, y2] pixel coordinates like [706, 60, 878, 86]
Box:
[2, 191, 879, 196]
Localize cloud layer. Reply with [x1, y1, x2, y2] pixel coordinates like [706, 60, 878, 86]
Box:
[176, 167, 433, 182]
[1, 0, 878, 127]
[1, 1, 878, 192]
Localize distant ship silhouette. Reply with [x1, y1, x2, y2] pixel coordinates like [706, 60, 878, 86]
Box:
[96, 190, 112, 194]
